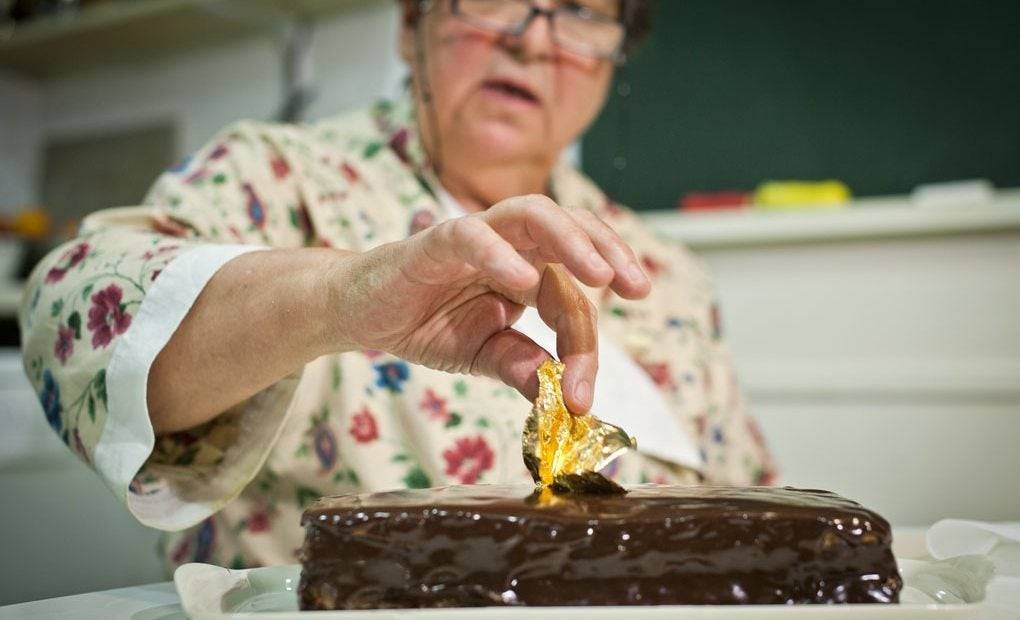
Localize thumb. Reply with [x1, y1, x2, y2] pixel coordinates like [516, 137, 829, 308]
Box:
[470, 328, 552, 403]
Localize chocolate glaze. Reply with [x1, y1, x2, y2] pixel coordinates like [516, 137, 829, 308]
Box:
[299, 484, 902, 609]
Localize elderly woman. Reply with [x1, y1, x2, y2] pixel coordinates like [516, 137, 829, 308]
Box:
[20, 0, 775, 572]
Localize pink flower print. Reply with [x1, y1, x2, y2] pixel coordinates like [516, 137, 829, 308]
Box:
[638, 361, 676, 391]
[87, 284, 132, 349]
[54, 324, 75, 365]
[73, 429, 90, 465]
[388, 128, 410, 164]
[184, 168, 208, 185]
[44, 266, 67, 284]
[171, 539, 192, 565]
[294, 203, 313, 238]
[340, 161, 360, 183]
[45, 241, 91, 284]
[746, 417, 769, 452]
[66, 242, 90, 268]
[270, 157, 291, 180]
[757, 468, 778, 486]
[208, 143, 229, 160]
[348, 407, 379, 444]
[408, 209, 435, 236]
[640, 254, 666, 278]
[247, 506, 272, 534]
[419, 388, 449, 423]
[443, 435, 494, 484]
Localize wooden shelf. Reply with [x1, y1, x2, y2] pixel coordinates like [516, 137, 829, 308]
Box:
[640, 189, 1020, 249]
[0, 0, 380, 79]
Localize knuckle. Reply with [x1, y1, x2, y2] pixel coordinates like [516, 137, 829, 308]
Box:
[534, 194, 559, 208]
[519, 199, 542, 221]
[524, 194, 557, 214]
[422, 222, 448, 250]
[571, 206, 599, 222]
[448, 216, 479, 245]
[585, 210, 617, 236]
[435, 218, 458, 242]
[563, 224, 592, 247]
[475, 238, 505, 266]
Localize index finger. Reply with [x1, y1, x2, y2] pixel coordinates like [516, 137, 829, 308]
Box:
[481, 195, 615, 289]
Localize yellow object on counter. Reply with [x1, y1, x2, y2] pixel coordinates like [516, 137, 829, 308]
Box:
[522, 360, 635, 494]
[753, 180, 852, 209]
[0, 207, 51, 239]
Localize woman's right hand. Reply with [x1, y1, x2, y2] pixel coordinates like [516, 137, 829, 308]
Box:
[326, 194, 650, 414]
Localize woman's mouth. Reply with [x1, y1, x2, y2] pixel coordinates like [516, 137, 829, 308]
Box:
[481, 78, 541, 107]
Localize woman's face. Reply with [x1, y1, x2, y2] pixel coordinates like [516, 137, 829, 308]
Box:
[400, 0, 619, 170]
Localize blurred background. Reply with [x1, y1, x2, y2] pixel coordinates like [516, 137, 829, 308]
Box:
[1, 0, 1018, 606]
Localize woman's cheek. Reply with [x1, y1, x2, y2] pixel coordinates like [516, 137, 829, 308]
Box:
[434, 30, 497, 87]
[554, 68, 610, 137]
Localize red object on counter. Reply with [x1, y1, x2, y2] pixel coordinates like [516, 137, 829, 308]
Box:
[679, 191, 752, 212]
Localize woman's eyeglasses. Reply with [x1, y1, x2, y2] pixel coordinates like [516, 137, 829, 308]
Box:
[449, 0, 626, 61]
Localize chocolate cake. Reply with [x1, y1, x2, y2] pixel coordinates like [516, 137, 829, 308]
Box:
[299, 484, 902, 609]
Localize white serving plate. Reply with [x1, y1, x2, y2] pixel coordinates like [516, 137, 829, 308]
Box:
[175, 556, 996, 620]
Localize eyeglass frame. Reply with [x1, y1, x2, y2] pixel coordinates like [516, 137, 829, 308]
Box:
[422, 0, 629, 64]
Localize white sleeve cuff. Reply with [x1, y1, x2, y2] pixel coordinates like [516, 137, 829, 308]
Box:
[94, 244, 265, 528]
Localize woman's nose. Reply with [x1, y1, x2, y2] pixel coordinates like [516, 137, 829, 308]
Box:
[506, 7, 557, 61]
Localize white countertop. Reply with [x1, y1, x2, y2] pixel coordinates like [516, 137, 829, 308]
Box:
[0, 582, 182, 619]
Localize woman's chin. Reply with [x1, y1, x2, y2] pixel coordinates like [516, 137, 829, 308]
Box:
[457, 120, 549, 164]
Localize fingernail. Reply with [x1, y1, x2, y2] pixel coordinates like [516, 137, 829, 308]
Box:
[573, 379, 591, 412]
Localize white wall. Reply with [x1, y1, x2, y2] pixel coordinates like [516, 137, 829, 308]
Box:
[0, 72, 42, 213]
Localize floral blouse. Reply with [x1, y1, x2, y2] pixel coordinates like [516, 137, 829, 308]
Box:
[19, 96, 777, 575]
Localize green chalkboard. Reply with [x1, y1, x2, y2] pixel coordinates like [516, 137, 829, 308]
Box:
[582, 0, 1020, 210]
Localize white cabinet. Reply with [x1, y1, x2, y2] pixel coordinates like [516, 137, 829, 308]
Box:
[644, 197, 1020, 525]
